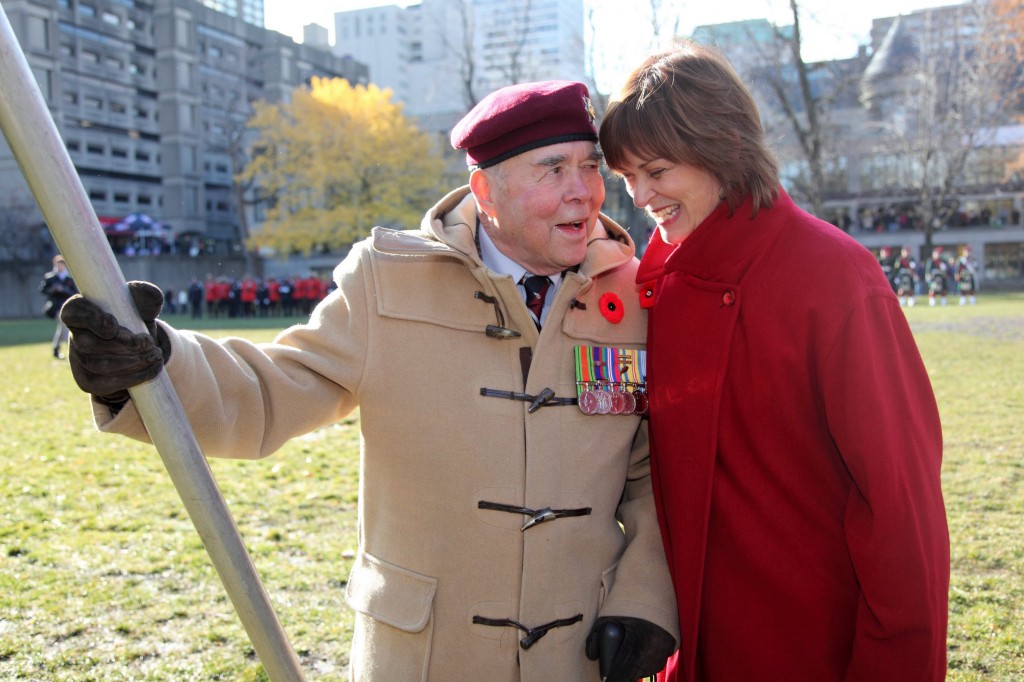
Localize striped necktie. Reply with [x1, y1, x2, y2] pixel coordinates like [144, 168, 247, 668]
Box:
[521, 275, 551, 326]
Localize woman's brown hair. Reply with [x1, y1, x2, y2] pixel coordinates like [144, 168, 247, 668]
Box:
[600, 42, 779, 217]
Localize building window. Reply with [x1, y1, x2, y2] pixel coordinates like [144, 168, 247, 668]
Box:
[184, 187, 199, 214]
[26, 16, 49, 50]
[180, 103, 197, 131]
[31, 67, 52, 100]
[182, 145, 196, 172]
[176, 18, 191, 48]
[984, 242, 1024, 280]
[178, 63, 192, 89]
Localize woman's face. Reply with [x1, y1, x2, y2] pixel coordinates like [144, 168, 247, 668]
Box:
[614, 149, 721, 244]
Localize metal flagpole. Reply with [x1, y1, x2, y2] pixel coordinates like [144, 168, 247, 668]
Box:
[0, 7, 305, 680]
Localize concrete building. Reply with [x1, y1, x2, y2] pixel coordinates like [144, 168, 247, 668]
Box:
[1, 0, 368, 256]
[196, 0, 263, 26]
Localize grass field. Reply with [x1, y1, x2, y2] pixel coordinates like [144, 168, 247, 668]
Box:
[1, 293, 1022, 680]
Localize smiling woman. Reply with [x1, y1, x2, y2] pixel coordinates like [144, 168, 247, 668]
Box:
[599, 41, 951, 682]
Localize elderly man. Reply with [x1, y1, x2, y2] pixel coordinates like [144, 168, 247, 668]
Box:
[61, 80, 678, 681]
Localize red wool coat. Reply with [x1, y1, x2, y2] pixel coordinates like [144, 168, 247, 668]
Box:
[638, 189, 949, 681]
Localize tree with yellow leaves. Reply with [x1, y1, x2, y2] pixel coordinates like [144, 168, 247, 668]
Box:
[239, 78, 447, 255]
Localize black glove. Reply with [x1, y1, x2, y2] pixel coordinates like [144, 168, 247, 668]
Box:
[585, 616, 675, 682]
[60, 280, 172, 409]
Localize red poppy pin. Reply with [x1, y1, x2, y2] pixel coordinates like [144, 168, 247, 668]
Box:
[599, 292, 624, 324]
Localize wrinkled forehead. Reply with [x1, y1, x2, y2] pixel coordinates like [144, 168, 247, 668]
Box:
[499, 139, 601, 172]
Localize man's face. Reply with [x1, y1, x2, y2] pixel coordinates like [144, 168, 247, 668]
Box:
[473, 141, 605, 276]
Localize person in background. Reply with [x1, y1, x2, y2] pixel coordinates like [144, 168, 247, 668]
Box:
[599, 42, 949, 681]
[39, 254, 78, 359]
[267, 277, 281, 316]
[278, 275, 295, 317]
[877, 246, 896, 291]
[176, 287, 189, 315]
[187, 276, 205, 319]
[60, 80, 678, 681]
[954, 246, 979, 305]
[926, 246, 951, 306]
[162, 287, 177, 315]
[895, 246, 918, 307]
[203, 273, 218, 318]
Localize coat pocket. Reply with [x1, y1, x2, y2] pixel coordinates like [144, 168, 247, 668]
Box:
[346, 552, 438, 681]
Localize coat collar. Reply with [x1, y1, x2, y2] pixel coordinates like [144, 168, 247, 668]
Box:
[637, 187, 793, 285]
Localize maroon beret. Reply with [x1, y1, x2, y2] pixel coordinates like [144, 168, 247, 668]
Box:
[451, 80, 598, 169]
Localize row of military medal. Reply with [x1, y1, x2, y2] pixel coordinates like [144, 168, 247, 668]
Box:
[577, 382, 649, 416]
[573, 345, 648, 416]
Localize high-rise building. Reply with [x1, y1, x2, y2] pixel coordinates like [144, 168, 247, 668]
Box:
[333, 0, 588, 120]
[334, 4, 411, 108]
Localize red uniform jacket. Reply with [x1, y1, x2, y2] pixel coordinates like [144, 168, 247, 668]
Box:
[638, 190, 949, 681]
[240, 279, 257, 303]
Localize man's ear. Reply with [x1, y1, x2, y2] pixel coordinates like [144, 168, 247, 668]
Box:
[469, 168, 496, 220]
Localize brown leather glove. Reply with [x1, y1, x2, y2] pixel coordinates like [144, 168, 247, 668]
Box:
[585, 616, 676, 682]
[60, 280, 172, 410]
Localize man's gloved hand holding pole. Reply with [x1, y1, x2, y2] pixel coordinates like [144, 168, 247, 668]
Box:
[586, 616, 676, 682]
[0, 8, 306, 676]
[60, 280, 171, 411]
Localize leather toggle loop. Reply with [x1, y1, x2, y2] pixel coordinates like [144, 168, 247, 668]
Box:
[473, 613, 584, 649]
[479, 387, 577, 409]
[478, 500, 592, 531]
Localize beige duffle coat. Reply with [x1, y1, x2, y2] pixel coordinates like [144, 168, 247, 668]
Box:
[94, 187, 679, 680]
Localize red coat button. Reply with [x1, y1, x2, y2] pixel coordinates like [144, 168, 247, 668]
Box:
[639, 281, 657, 309]
[722, 290, 736, 305]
